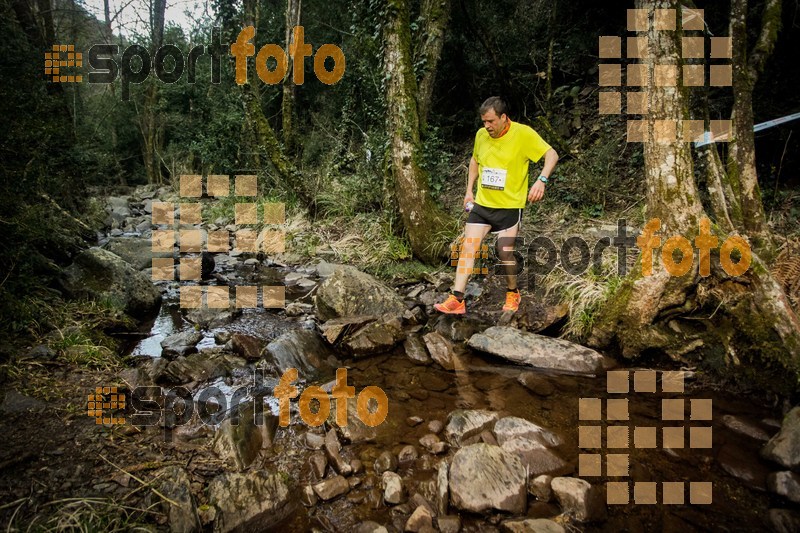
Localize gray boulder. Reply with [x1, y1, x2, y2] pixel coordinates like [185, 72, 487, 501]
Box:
[314, 265, 406, 321]
[444, 409, 499, 447]
[494, 417, 562, 448]
[500, 437, 568, 478]
[61, 247, 161, 318]
[449, 443, 527, 514]
[423, 332, 457, 370]
[762, 407, 800, 469]
[146, 466, 200, 533]
[343, 315, 406, 357]
[550, 477, 606, 522]
[161, 352, 243, 384]
[264, 329, 336, 380]
[467, 327, 605, 374]
[768, 471, 800, 503]
[213, 403, 279, 471]
[105, 237, 171, 271]
[207, 471, 294, 532]
[160, 330, 203, 359]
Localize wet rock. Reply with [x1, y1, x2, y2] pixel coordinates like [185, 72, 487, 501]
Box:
[494, 417, 562, 448]
[142, 466, 200, 533]
[437, 515, 461, 533]
[408, 493, 435, 516]
[300, 485, 318, 506]
[517, 372, 556, 397]
[407, 416, 424, 427]
[403, 305, 427, 325]
[117, 367, 153, 391]
[550, 477, 606, 522]
[530, 475, 553, 502]
[405, 505, 434, 532]
[207, 471, 293, 532]
[356, 521, 389, 533]
[324, 429, 353, 475]
[264, 329, 336, 380]
[449, 443, 527, 514]
[313, 475, 350, 501]
[398, 445, 419, 464]
[214, 331, 232, 344]
[419, 433, 441, 452]
[444, 409, 500, 447]
[480, 430, 498, 445]
[433, 315, 484, 342]
[404, 334, 432, 365]
[306, 431, 325, 449]
[467, 327, 605, 374]
[231, 333, 265, 361]
[330, 396, 378, 444]
[768, 471, 800, 503]
[721, 414, 770, 442]
[383, 471, 405, 504]
[213, 403, 278, 471]
[160, 330, 203, 359]
[185, 306, 237, 329]
[344, 315, 406, 357]
[162, 352, 241, 384]
[768, 508, 800, 533]
[285, 302, 313, 317]
[104, 237, 169, 271]
[308, 451, 328, 480]
[423, 332, 456, 370]
[60, 247, 161, 318]
[761, 407, 800, 469]
[375, 451, 398, 474]
[315, 265, 407, 321]
[501, 518, 565, 533]
[428, 420, 444, 434]
[351, 459, 364, 474]
[436, 461, 449, 515]
[320, 316, 376, 344]
[420, 372, 449, 392]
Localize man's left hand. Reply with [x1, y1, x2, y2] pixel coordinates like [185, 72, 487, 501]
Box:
[528, 180, 545, 203]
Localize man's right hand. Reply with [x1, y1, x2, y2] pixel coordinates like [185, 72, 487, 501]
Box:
[464, 193, 474, 209]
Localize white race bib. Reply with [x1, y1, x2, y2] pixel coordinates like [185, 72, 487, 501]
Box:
[481, 167, 508, 190]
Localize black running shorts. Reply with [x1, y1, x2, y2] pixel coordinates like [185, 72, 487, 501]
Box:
[466, 204, 523, 233]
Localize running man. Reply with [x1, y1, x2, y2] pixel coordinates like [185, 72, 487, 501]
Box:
[434, 96, 558, 314]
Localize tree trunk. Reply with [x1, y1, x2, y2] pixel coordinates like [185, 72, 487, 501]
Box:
[590, 0, 800, 394]
[384, 0, 454, 264]
[415, 0, 450, 131]
[727, 0, 780, 259]
[282, 0, 301, 153]
[241, 0, 312, 209]
[138, 0, 166, 184]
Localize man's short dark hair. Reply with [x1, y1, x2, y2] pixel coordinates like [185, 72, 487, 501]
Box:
[479, 96, 508, 117]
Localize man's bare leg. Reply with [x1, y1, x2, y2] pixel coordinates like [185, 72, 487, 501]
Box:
[453, 223, 492, 293]
[496, 223, 520, 290]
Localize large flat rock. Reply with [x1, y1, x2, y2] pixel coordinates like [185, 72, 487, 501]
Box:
[467, 327, 605, 374]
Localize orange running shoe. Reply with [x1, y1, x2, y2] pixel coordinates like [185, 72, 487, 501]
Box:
[502, 291, 521, 312]
[434, 294, 466, 314]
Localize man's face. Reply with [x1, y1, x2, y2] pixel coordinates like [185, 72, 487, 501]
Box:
[481, 109, 508, 138]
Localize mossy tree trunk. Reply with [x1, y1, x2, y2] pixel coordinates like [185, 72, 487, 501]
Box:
[414, 0, 450, 131]
[384, 0, 454, 264]
[281, 0, 301, 154]
[590, 0, 800, 394]
[708, 0, 781, 260]
[241, 0, 312, 209]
